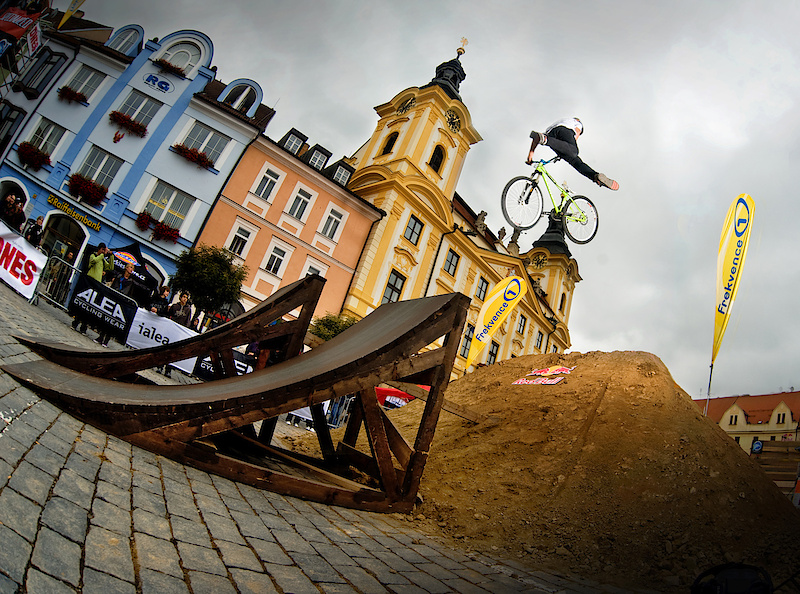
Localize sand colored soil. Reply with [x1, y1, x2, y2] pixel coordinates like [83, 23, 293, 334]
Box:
[289, 351, 800, 591]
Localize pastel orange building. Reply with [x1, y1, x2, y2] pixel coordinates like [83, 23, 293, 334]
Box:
[196, 128, 383, 318]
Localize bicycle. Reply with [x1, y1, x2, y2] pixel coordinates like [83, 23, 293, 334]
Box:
[500, 156, 599, 244]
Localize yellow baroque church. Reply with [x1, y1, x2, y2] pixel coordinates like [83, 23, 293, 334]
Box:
[342, 48, 580, 377]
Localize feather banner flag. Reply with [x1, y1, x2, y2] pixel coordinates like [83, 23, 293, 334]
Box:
[706, 194, 755, 409]
[465, 276, 527, 368]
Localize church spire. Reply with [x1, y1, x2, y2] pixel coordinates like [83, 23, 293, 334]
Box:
[421, 39, 468, 102]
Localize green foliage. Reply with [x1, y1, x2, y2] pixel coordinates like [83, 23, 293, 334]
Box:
[170, 245, 248, 314]
[309, 312, 358, 341]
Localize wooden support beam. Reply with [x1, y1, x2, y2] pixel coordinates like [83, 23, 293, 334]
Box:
[311, 402, 336, 461]
[385, 381, 489, 424]
[359, 388, 399, 498]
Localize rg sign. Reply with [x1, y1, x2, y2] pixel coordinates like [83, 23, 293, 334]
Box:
[143, 73, 175, 93]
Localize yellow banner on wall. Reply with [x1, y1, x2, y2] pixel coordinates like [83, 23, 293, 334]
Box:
[465, 276, 527, 368]
[712, 193, 755, 364]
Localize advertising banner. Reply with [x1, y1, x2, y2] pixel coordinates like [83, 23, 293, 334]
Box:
[0, 222, 48, 300]
[127, 309, 198, 373]
[0, 8, 40, 40]
[69, 276, 138, 341]
[465, 276, 527, 368]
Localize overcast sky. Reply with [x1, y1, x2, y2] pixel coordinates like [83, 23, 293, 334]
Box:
[64, 0, 800, 399]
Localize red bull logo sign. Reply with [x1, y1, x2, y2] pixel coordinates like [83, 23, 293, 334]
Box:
[527, 365, 575, 377]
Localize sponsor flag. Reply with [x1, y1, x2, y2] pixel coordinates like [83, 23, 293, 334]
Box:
[0, 221, 48, 299]
[465, 276, 527, 368]
[58, 0, 85, 29]
[706, 194, 755, 408]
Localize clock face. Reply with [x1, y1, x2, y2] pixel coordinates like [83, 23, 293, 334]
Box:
[445, 109, 461, 133]
[532, 254, 548, 268]
[397, 98, 416, 114]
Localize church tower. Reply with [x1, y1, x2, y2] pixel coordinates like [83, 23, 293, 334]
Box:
[343, 46, 482, 318]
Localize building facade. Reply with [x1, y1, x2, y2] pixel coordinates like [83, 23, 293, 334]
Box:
[0, 16, 273, 293]
[195, 129, 383, 319]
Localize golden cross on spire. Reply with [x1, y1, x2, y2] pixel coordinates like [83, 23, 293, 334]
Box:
[458, 37, 468, 55]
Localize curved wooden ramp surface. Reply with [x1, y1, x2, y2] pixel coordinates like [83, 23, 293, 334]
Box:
[13, 274, 325, 379]
[2, 292, 469, 512]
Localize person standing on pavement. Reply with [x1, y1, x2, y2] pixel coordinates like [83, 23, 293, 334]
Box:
[72, 243, 114, 334]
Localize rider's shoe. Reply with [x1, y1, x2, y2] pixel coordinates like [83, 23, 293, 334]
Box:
[595, 173, 619, 191]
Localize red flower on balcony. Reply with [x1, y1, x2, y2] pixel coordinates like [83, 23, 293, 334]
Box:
[57, 86, 88, 104]
[109, 111, 148, 138]
[153, 58, 186, 78]
[153, 221, 180, 243]
[136, 211, 154, 231]
[16, 142, 51, 171]
[67, 174, 107, 207]
[171, 143, 214, 169]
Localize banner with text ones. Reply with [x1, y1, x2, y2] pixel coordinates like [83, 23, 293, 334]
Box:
[0, 222, 48, 300]
[465, 276, 527, 368]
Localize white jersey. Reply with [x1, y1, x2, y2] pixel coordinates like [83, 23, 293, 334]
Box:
[546, 118, 582, 134]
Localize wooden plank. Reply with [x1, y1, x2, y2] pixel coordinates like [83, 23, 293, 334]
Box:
[311, 402, 336, 461]
[379, 406, 412, 469]
[359, 389, 399, 497]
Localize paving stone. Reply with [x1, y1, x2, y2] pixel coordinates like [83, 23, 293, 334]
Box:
[163, 476, 193, 499]
[0, 459, 12, 490]
[24, 567, 74, 594]
[187, 570, 237, 594]
[8, 460, 55, 505]
[36, 430, 72, 457]
[0, 523, 32, 583]
[52, 467, 94, 509]
[203, 512, 246, 545]
[230, 568, 279, 594]
[290, 552, 346, 584]
[195, 492, 229, 517]
[336, 563, 389, 593]
[133, 471, 162, 494]
[82, 567, 136, 594]
[98, 462, 132, 491]
[84, 525, 135, 582]
[263, 563, 320, 594]
[139, 568, 190, 594]
[171, 514, 212, 547]
[64, 451, 101, 481]
[91, 497, 131, 537]
[176, 541, 227, 576]
[442, 578, 493, 594]
[3, 414, 41, 446]
[246, 537, 293, 566]
[41, 496, 88, 544]
[273, 528, 318, 554]
[134, 532, 183, 578]
[399, 569, 452, 593]
[355, 556, 411, 585]
[230, 509, 274, 541]
[132, 486, 166, 516]
[256, 508, 293, 531]
[133, 507, 171, 540]
[294, 521, 330, 543]
[214, 539, 262, 571]
[319, 583, 360, 594]
[312, 541, 358, 567]
[0, 487, 41, 542]
[31, 526, 81, 586]
[164, 491, 200, 521]
[95, 479, 131, 509]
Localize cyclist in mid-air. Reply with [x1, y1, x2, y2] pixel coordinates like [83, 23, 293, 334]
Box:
[526, 117, 619, 191]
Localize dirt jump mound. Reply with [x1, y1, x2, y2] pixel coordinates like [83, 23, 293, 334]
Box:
[384, 351, 800, 591]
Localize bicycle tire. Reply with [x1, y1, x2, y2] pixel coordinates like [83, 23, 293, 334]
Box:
[501, 175, 544, 230]
[562, 195, 598, 244]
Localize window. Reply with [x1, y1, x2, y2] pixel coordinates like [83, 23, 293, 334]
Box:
[333, 166, 351, 186]
[161, 42, 201, 71]
[460, 324, 474, 359]
[404, 215, 423, 245]
[429, 145, 445, 173]
[307, 266, 322, 277]
[443, 249, 459, 276]
[254, 168, 280, 200]
[228, 227, 251, 256]
[222, 85, 256, 113]
[552, 345, 558, 353]
[734, 436, 740, 444]
[78, 146, 123, 189]
[108, 29, 139, 54]
[487, 341, 499, 365]
[308, 150, 327, 170]
[729, 414, 738, 426]
[0, 102, 26, 154]
[559, 293, 567, 312]
[516, 315, 527, 335]
[284, 134, 303, 155]
[182, 122, 229, 165]
[381, 132, 398, 155]
[288, 188, 312, 221]
[29, 118, 65, 155]
[535, 331, 543, 349]
[144, 181, 195, 229]
[476, 276, 488, 301]
[265, 246, 286, 275]
[64, 64, 104, 101]
[15, 48, 67, 99]
[321, 209, 343, 240]
[382, 270, 406, 304]
[118, 90, 162, 127]
[777, 412, 786, 424]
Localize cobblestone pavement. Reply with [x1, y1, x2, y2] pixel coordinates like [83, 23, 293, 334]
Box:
[0, 282, 650, 593]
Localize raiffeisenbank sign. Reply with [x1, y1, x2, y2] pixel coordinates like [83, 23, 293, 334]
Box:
[466, 276, 527, 368]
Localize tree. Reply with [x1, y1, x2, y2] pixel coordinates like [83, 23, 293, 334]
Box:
[170, 245, 248, 316]
[309, 312, 357, 341]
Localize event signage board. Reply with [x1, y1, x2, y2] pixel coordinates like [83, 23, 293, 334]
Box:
[69, 276, 138, 340]
[0, 221, 48, 299]
[127, 309, 198, 373]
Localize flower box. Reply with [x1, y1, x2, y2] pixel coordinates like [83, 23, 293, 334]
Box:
[17, 142, 51, 171]
[172, 143, 214, 169]
[153, 221, 180, 243]
[109, 111, 148, 138]
[57, 86, 87, 104]
[136, 211, 154, 231]
[67, 173, 107, 207]
[153, 58, 186, 78]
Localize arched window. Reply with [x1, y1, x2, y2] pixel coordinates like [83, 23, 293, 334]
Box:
[161, 42, 202, 71]
[559, 293, 567, 312]
[107, 28, 140, 54]
[428, 145, 445, 173]
[222, 84, 257, 113]
[381, 132, 398, 155]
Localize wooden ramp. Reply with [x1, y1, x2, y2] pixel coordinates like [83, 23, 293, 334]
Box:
[14, 274, 325, 379]
[2, 292, 469, 512]
[751, 440, 800, 500]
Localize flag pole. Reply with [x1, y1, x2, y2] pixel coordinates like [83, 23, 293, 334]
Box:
[704, 362, 714, 416]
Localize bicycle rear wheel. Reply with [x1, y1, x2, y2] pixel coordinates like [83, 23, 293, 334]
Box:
[562, 195, 598, 244]
[501, 176, 544, 230]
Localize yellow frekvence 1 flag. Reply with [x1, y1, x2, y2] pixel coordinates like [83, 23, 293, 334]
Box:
[58, 0, 87, 29]
[465, 276, 527, 368]
[712, 194, 755, 365]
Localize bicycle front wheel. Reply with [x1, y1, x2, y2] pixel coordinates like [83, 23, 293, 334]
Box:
[563, 195, 598, 244]
[501, 176, 544, 230]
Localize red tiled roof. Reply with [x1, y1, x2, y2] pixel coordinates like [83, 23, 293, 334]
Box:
[694, 392, 800, 424]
